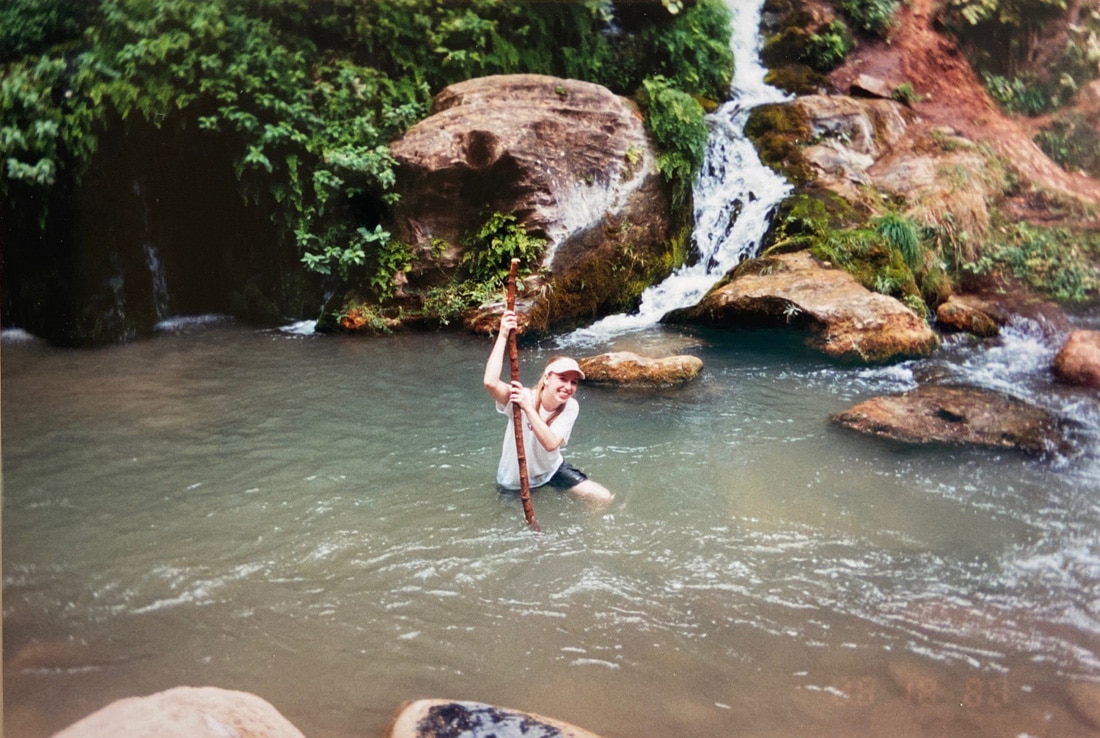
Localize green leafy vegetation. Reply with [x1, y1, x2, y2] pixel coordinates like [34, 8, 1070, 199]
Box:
[839, 0, 899, 39]
[962, 218, 1100, 303]
[808, 212, 946, 318]
[637, 75, 709, 209]
[805, 20, 854, 73]
[1035, 113, 1100, 179]
[400, 211, 547, 327]
[0, 0, 88, 61]
[461, 212, 546, 287]
[942, 0, 1099, 115]
[981, 71, 1057, 115]
[890, 81, 923, 105]
[1, 0, 733, 316]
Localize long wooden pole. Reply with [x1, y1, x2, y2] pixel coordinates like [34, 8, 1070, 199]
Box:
[506, 258, 540, 532]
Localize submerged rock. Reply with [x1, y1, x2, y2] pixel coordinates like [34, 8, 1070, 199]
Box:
[1053, 330, 1100, 387]
[666, 251, 939, 363]
[831, 385, 1068, 454]
[386, 699, 604, 738]
[578, 351, 703, 387]
[50, 686, 306, 738]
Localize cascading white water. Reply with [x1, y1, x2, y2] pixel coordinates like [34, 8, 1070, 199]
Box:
[560, 0, 792, 347]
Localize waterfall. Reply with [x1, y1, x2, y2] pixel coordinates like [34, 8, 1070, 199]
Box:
[134, 179, 173, 323]
[560, 0, 791, 347]
[144, 243, 171, 323]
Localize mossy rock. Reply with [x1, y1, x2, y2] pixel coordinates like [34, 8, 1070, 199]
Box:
[540, 219, 692, 333]
[810, 230, 922, 309]
[765, 64, 835, 96]
[761, 27, 815, 68]
[760, 189, 863, 255]
[744, 102, 814, 183]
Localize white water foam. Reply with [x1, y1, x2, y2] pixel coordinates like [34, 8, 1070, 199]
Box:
[154, 314, 235, 333]
[278, 319, 319, 336]
[1, 327, 40, 343]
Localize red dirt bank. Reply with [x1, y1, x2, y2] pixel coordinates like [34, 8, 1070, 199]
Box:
[829, 0, 1100, 213]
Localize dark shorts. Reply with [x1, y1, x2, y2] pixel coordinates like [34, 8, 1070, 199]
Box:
[543, 462, 589, 490]
[498, 462, 589, 496]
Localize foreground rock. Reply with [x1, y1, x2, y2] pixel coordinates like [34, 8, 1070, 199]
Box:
[577, 351, 703, 387]
[666, 251, 939, 363]
[1054, 330, 1100, 387]
[50, 687, 305, 738]
[388, 74, 680, 335]
[831, 385, 1068, 454]
[387, 699, 605, 738]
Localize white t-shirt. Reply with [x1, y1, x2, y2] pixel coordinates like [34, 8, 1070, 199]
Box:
[495, 388, 579, 489]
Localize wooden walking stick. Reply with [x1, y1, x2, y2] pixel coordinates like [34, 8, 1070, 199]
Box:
[506, 258, 540, 532]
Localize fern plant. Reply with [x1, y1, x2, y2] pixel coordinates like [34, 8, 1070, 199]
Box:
[461, 211, 546, 287]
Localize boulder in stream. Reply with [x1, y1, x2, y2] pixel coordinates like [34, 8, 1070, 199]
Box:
[935, 295, 1000, 338]
[666, 251, 939, 363]
[830, 385, 1069, 454]
[577, 351, 703, 387]
[49, 686, 306, 738]
[1053, 330, 1100, 388]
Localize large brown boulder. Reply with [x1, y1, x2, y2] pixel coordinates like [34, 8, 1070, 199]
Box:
[667, 251, 939, 363]
[831, 385, 1068, 454]
[50, 687, 305, 738]
[578, 351, 703, 387]
[389, 74, 678, 334]
[1053, 330, 1100, 387]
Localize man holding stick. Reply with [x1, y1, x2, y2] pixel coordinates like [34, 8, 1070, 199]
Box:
[482, 308, 613, 509]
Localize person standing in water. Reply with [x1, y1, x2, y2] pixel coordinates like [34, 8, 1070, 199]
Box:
[483, 309, 613, 506]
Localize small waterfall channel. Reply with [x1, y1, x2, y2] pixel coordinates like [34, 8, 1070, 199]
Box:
[562, 0, 791, 347]
[133, 179, 173, 325]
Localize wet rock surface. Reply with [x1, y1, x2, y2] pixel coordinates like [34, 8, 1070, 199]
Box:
[577, 351, 703, 387]
[1053, 329, 1100, 387]
[831, 384, 1070, 454]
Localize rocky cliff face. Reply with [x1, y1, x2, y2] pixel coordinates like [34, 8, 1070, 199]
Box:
[387, 74, 683, 335]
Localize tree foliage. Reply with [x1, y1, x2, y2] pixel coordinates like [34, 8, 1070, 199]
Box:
[1, 0, 732, 295]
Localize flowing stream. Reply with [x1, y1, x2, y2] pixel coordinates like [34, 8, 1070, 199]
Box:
[3, 317, 1100, 738]
[5, 2, 1100, 737]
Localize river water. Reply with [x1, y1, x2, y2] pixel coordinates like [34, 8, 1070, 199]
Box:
[4, 313, 1100, 737]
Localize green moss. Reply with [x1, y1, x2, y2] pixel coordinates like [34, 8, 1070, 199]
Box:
[539, 218, 692, 332]
[761, 190, 862, 256]
[744, 103, 814, 183]
[809, 225, 924, 311]
[764, 64, 834, 95]
[761, 27, 814, 68]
